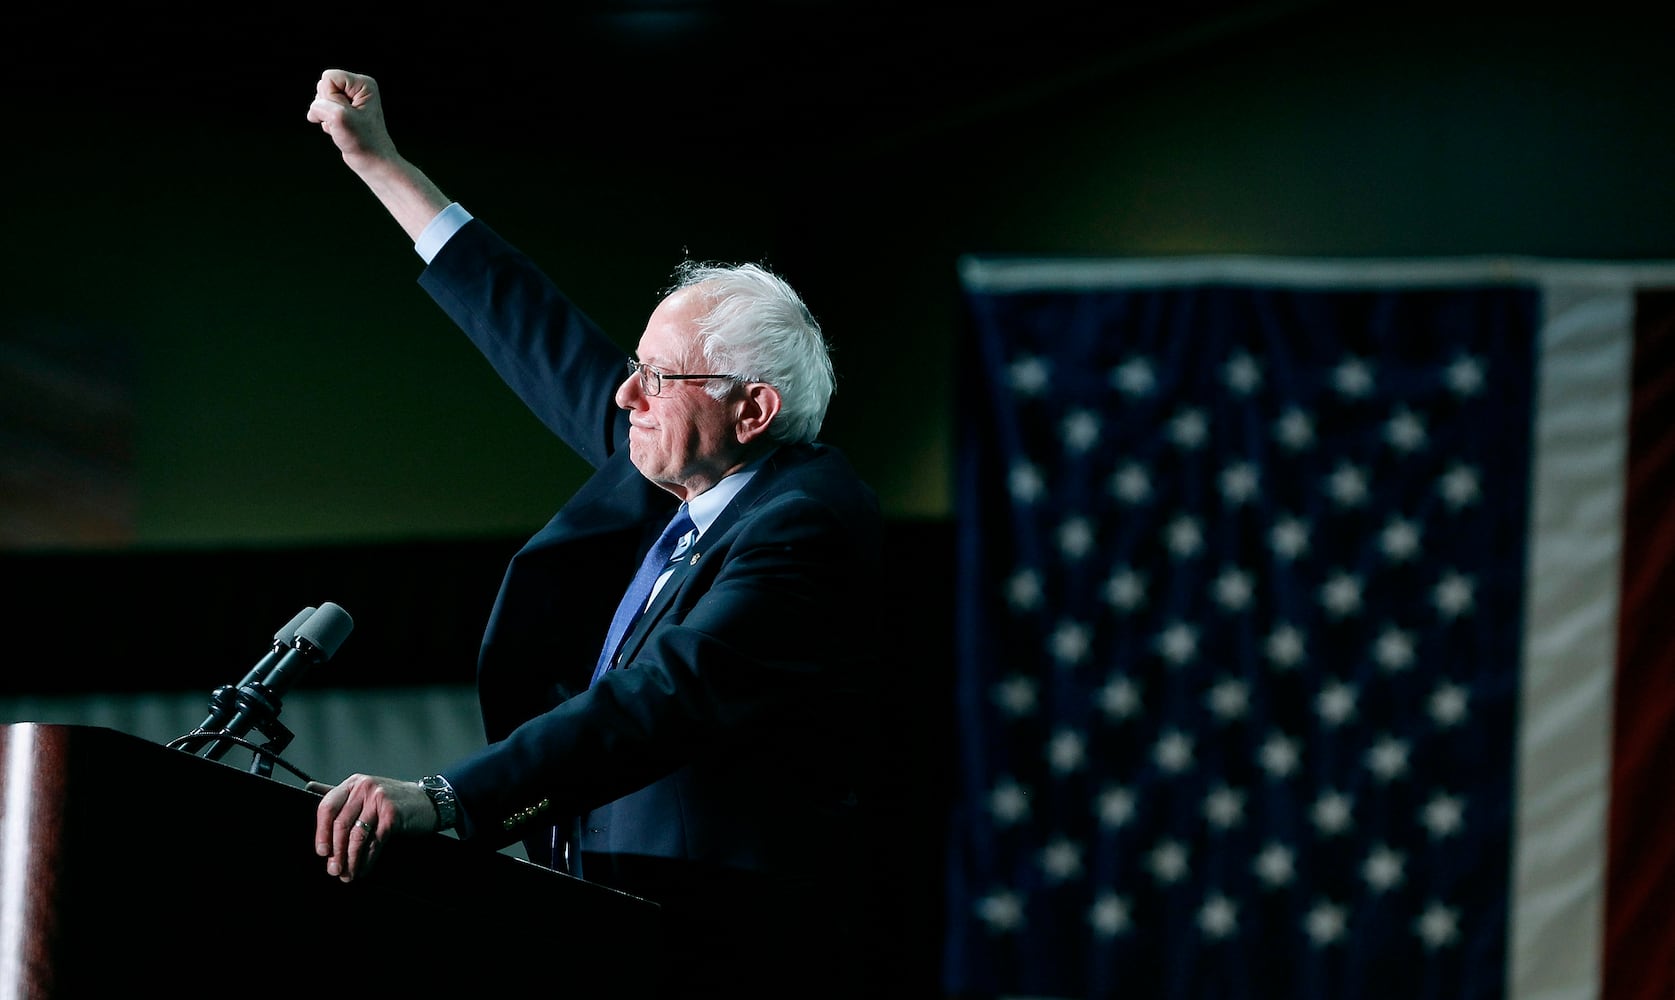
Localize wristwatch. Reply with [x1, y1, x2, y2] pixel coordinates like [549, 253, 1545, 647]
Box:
[419, 774, 460, 832]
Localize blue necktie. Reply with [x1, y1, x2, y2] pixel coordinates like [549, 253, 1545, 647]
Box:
[590, 505, 697, 686]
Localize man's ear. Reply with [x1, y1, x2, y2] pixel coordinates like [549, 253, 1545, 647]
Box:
[734, 383, 783, 444]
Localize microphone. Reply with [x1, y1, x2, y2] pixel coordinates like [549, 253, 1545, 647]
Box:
[190, 606, 317, 737]
[261, 601, 355, 696]
[201, 602, 354, 762]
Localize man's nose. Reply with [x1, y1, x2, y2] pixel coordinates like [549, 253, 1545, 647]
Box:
[615, 370, 644, 409]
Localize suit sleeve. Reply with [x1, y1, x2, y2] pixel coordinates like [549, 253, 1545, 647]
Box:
[418, 218, 631, 469]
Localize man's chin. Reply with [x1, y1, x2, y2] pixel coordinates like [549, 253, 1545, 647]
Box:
[627, 448, 663, 483]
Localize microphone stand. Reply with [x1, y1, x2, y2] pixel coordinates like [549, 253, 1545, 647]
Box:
[197, 681, 297, 776]
[171, 688, 295, 774]
[168, 602, 353, 779]
[171, 606, 316, 757]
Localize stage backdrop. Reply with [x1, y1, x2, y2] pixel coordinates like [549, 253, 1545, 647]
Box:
[945, 255, 1675, 999]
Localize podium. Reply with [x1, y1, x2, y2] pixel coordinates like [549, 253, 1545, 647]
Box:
[0, 723, 659, 996]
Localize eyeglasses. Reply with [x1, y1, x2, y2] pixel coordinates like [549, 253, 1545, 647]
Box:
[627, 358, 734, 397]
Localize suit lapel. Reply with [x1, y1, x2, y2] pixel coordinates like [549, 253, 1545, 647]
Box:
[613, 445, 811, 663]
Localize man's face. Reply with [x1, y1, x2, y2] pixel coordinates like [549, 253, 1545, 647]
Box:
[615, 286, 743, 501]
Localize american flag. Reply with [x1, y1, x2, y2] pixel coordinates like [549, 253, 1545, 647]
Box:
[943, 256, 1675, 999]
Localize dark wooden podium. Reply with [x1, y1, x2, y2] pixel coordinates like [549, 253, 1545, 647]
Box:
[0, 723, 659, 997]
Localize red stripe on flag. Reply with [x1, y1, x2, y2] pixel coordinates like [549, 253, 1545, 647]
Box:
[1604, 289, 1675, 1000]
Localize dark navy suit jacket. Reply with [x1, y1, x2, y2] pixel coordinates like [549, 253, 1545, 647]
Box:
[414, 220, 884, 990]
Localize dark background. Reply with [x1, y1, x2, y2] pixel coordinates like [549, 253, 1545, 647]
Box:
[5, 1, 1675, 992]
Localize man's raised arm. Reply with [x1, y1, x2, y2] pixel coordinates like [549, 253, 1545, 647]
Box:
[307, 68, 452, 242]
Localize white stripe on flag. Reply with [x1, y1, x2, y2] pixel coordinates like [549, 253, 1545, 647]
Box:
[1510, 281, 1634, 1000]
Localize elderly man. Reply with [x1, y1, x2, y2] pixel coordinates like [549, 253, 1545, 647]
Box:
[305, 69, 883, 997]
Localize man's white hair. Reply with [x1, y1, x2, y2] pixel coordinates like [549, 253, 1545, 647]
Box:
[668, 260, 835, 444]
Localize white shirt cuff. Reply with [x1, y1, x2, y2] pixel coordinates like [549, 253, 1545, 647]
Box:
[415, 203, 474, 264]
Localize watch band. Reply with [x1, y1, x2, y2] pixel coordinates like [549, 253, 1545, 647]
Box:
[420, 774, 460, 832]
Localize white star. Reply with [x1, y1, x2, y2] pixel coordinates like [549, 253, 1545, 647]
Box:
[1049, 620, 1093, 665]
[1312, 791, 1354, 835]
[1062, 409, 1101, 452]
[1109, 462, 1152, 504]
[1104, 566, 1147, 612]
[1429, 682, 1469, 726]
[1317, 681, 1358, 726]
[1384, 407, 1427, 452]
[1380, 517, 1421, 562]
[1373, 626, 1415, 672]
[1009, 462, 1045, 503]
[1040, 837, 1083, 882]
[1439, 463, 1481, 509]
[1198, 894, 1238, 938]
[1320, 571, 1364, 619]
[1416, 902, 1460, 949]
[1111, 357, 1156, 397]
[1270, 517, 1310, 560]
[1433, 571, 1475, 619]
[1219, 461, 1260, 505]
[1304, 901, 1348, 946]
[991, 676, 1037, 717]
[1212, 566, 1255, 612]
[1326, 462, 1370, 507]
[1170, 408, 1209, 450]
[1224, 351, 1263, 395]
[1333, 357, 1375, 398]
[1089, 893, 1132, 937]
[1421, 792, 1465, 839]
[988, 778, 1031, 824]
[1147, 839, 1190, 884]
[1006, 569, 1043, 611]
[1365, 736, 1410, 782]
[1047, 729, 1086, 774]
[1057, 516, 1096, 560]
[1446, 355, 1485, 397]
[1008, 356, 1050, 396]
[1259, 732, 1301, 778]
[1203, 785, 1245, 829]
[1166, 514, 1204, 558]
[1265, 623, 1306, 670]
[1274, 408, 1315, 451]
[1206, 678, 1249, 721]
[1154, 730, 1195, 773]
[1362, 845, 1406, 892]
[1096, 786, 1137, 829]
[976, 890, 1025, 932]
[1099, 675, 1142, 721]
[1212, 673, 1252, 720]
[1253, 843, 1296, 887]
[1154, 621, 1199, 666]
